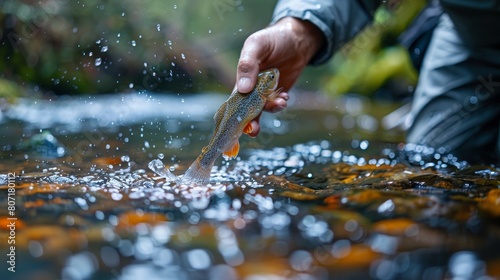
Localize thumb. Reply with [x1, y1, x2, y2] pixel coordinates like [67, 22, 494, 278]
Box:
[236, 35, 267, 93]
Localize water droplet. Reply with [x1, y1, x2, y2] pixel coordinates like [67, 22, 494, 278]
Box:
[157, 24, 161, 32]
[360, 140, 369, 150]
[89, 51, 93, 57]
[63, 252, 97, 279]
[158, 153, 164, 159]
[101, 46, 108, 52]
[121, 12, 125, 16]
[289, 250, 313, 272]
[181, 53, 186, 60]
[111, 193, 123, 201]
[28, 241, 44, 258]
[171, 62, 176, 67]
[120, 155, 130, 162]
[186, 249, 211, 270]
[131, 40, 136, 47]
[377, 199, 395, 214]
[208, 29, 212, 34]
[94, 58, 102, 66]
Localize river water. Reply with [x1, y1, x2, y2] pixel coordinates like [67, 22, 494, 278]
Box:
[1, 92, 499, 280]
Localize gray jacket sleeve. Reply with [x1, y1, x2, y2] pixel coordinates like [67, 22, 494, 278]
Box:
[271, 0, 382, 65]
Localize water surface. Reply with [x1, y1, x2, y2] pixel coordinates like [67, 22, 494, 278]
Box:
[1, 92, 499, 280]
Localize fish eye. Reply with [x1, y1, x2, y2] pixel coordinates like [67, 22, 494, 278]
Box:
[270, 74, 275, 80]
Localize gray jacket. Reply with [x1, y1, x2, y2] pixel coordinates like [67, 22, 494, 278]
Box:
[271, 0, 382, 65]
[271, 0, 500, 66]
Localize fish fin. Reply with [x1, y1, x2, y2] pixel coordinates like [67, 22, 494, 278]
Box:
[223, 140, 240, 160]
[213, 102, 227, 127]
[181, 157, 212, 184]
[243, 122, 253, 135]
[268, 87, 283, 101]
[201, 145, 208, 153]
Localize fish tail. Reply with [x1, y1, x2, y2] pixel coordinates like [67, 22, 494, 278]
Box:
[181, 157, 212, 184]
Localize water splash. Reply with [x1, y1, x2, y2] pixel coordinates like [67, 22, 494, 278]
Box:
[148, 159, 177, 182]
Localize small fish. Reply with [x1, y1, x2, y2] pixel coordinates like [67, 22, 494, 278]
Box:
[181, 68, 281, 184]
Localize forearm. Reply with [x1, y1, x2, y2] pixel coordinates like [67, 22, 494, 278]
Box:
[271, 0, 383, 65]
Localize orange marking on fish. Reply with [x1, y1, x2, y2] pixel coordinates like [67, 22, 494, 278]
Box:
[223, 140, 240, 159]
[243, 123, 253, 135]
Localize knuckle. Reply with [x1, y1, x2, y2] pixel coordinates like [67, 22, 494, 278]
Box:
[237, 60, 253, 73]
[244, 32, 262, 44]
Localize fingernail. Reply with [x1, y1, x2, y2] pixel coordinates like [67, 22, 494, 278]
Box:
[238, 77, 251, 92]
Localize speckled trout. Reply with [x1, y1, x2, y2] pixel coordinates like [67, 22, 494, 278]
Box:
[182, 68, 280, 183]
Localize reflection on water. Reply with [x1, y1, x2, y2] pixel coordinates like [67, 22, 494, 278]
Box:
[1, 92, 500, 280]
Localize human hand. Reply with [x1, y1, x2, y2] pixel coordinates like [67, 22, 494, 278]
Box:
[236, 17, 325, 137]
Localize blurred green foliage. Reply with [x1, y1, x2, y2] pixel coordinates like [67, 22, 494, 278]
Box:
[0, 0, 277, 94]
[322, 0, 425, 97]
[0, 0, 423, 97]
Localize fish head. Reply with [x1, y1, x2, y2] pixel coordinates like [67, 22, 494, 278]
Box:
[256, 68, 280, 98]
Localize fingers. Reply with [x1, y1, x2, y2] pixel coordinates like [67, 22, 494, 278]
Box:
[264, 91, 288, 113]
[236, 33, 268, 93]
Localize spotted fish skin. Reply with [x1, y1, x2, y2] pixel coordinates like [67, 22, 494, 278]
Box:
[182, 68, 280, 184]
